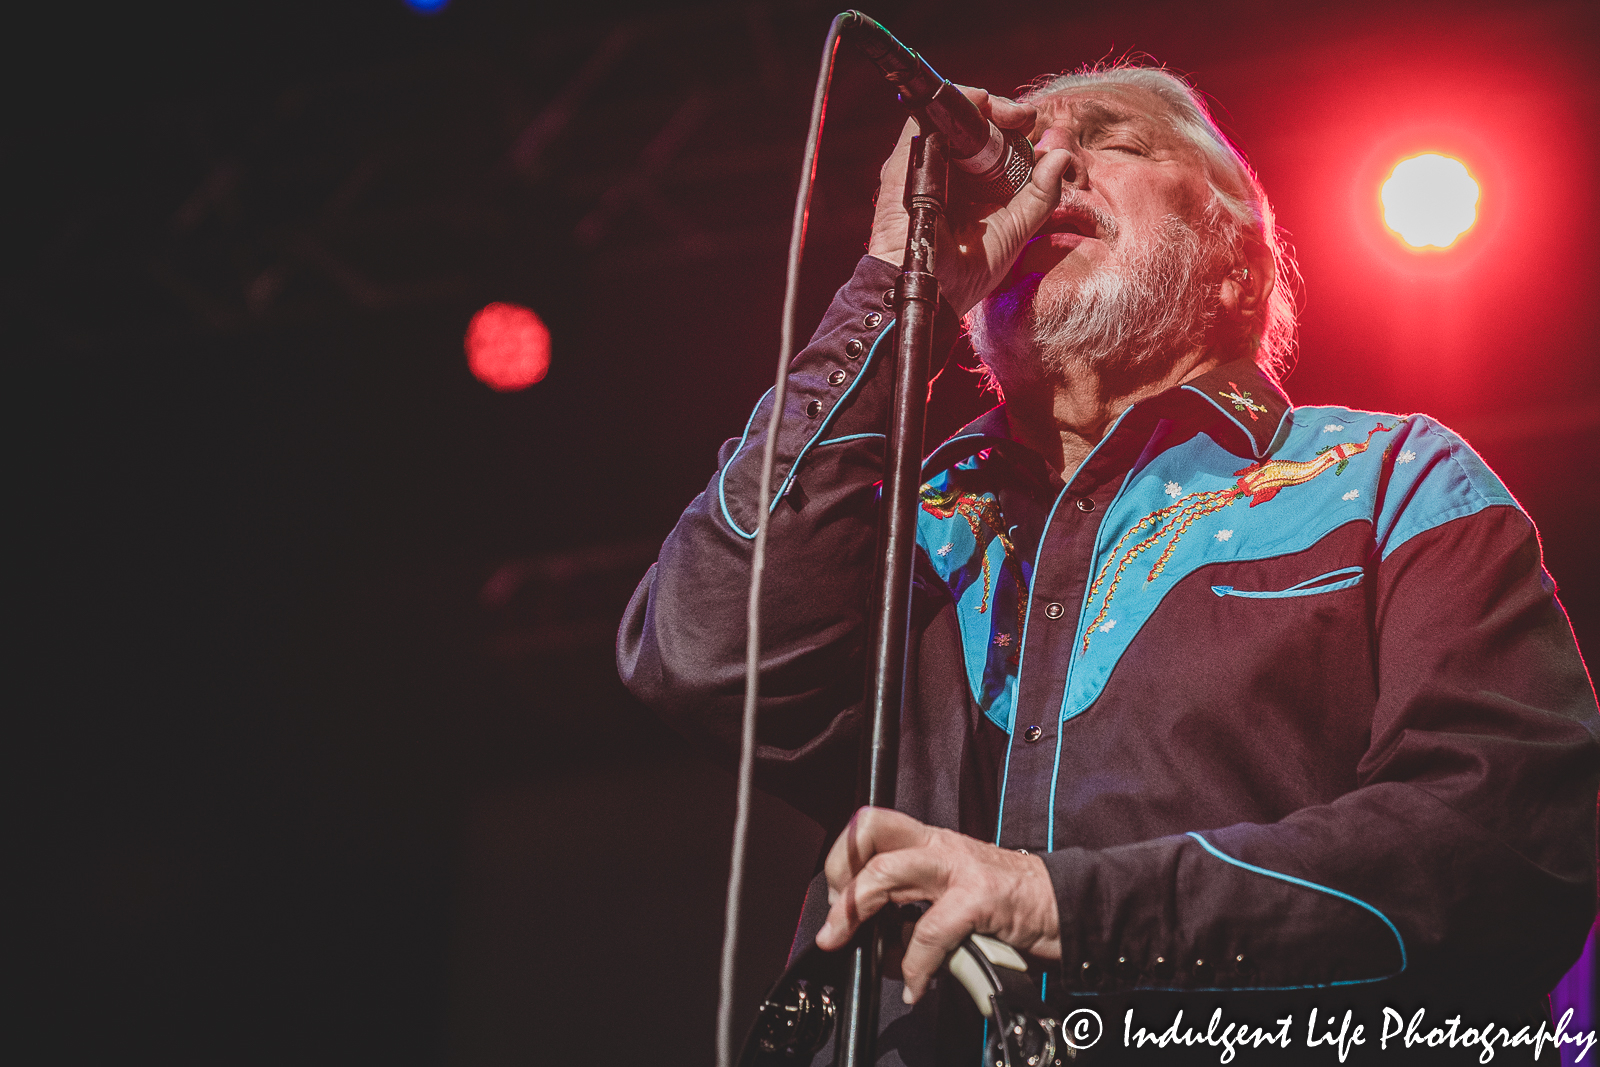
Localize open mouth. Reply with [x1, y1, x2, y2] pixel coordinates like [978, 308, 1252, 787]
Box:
[1017, 210, 1101, 278]
[1035, 205, 1105, 244]
[1010, 202, 1114, 283]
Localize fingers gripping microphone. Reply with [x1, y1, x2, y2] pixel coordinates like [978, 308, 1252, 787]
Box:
[840, 11, 1035, 201]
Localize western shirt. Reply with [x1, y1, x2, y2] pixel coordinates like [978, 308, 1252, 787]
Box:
[617, 256, 1599, 1060]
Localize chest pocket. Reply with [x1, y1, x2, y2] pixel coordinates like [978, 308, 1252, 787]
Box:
[1211, 565, 1365, 599]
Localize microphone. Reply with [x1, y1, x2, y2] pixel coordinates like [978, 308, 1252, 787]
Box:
[840, 11, 1035, 202]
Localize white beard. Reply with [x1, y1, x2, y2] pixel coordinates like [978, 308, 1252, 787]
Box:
[969, 213, 1224, 395]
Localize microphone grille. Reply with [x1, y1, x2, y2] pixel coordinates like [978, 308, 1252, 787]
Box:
[963, 131, 1035, 203]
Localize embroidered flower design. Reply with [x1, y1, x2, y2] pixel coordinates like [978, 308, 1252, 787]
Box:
[1099, 619, 1117, 633]
[1214, 529, 1233, 542]
[1218, 382, 1268, 422]
[1323, 424, 1343, 433]
[1163, 481, 1183, 498]
[1342, 489, 1360, 501]
[1397, 450, 1417, 464]
[993, 633, 1012, 647]
[937, 543, 954, 556]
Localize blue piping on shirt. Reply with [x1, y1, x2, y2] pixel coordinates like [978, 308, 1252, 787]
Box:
[1017, 403, 1137, 856]
[814, 433, 887, 447]
[717, 323, 894, 539]
[1211, 565, 1365, 599]
[1059, 833, 1408, 996]
[924, 433, 987, 463]
[1132, 831, 1409, 991]
[992, 482, 1072, 847]
[1179, 382, 1291, 460]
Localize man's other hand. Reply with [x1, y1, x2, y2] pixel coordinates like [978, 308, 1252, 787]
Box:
[815, 806, 1062, 1005]
[867, 87, 1071, 318]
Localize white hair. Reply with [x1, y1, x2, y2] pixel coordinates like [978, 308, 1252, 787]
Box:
[1014, 62, 1300, 383]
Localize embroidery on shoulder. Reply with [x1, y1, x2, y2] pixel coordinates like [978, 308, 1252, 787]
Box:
[1080, 424, 1393, 650]
[1218, 381, 1269, 422]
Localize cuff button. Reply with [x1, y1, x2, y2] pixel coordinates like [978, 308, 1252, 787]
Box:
[863, 311, 883, 329]
[805, 399, 822, 418]
[882, 288, 896, 307]
[827, 370, 847, 386]
[844, 338, 864, 359]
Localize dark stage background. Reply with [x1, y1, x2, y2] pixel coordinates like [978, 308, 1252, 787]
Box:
[14, 0, 1597, 1063]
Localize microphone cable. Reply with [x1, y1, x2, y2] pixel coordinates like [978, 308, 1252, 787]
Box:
[718, 12, 848, 1067]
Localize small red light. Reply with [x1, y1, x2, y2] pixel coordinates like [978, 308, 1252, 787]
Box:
[465, 302, 551, 392]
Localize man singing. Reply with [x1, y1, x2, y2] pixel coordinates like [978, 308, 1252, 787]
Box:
[618, 64, 1598, 1063]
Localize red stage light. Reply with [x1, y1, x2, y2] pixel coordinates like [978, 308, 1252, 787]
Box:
[465, 302, 550, 392]
[1381, 153, 1479, 249]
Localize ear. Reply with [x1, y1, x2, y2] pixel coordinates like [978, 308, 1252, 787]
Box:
[1217, 237, 1275, 347]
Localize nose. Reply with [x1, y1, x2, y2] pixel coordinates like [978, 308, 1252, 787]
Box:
[1033, 128, 1090, 191]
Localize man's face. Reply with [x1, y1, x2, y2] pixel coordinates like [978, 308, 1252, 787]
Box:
[970, 83, 1231, 391]
[1011, 85, 1214, 305]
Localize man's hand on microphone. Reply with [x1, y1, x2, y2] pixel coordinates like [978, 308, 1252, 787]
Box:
[868, 88, 1071, 318]
[814, 806, 1062, 1005]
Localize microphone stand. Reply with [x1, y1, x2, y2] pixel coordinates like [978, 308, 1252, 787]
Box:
[837, 128, 949, 1067]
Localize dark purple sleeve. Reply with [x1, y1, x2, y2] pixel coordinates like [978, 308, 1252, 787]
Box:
[1040, 504, 1600, 1002]
[617, 256, 956, 825]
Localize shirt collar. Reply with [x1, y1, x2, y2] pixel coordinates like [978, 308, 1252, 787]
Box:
[1173, 358, 1292, 459]
[921, 405, 1013, 479]
[921, 358, 1293, 479]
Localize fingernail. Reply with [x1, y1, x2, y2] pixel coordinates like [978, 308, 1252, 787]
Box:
[902, 986, 915, 1005]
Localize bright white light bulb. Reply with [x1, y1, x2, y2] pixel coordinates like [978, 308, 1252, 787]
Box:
[1381, 154, 1480, 249]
